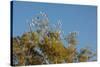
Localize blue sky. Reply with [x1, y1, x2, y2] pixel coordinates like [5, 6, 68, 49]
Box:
[12, 1, 97, 53]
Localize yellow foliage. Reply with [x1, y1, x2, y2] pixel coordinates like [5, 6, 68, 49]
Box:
[79, 55, 88, 62]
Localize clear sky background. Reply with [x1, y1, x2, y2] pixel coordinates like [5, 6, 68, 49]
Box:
[12, 1, 97, 56]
